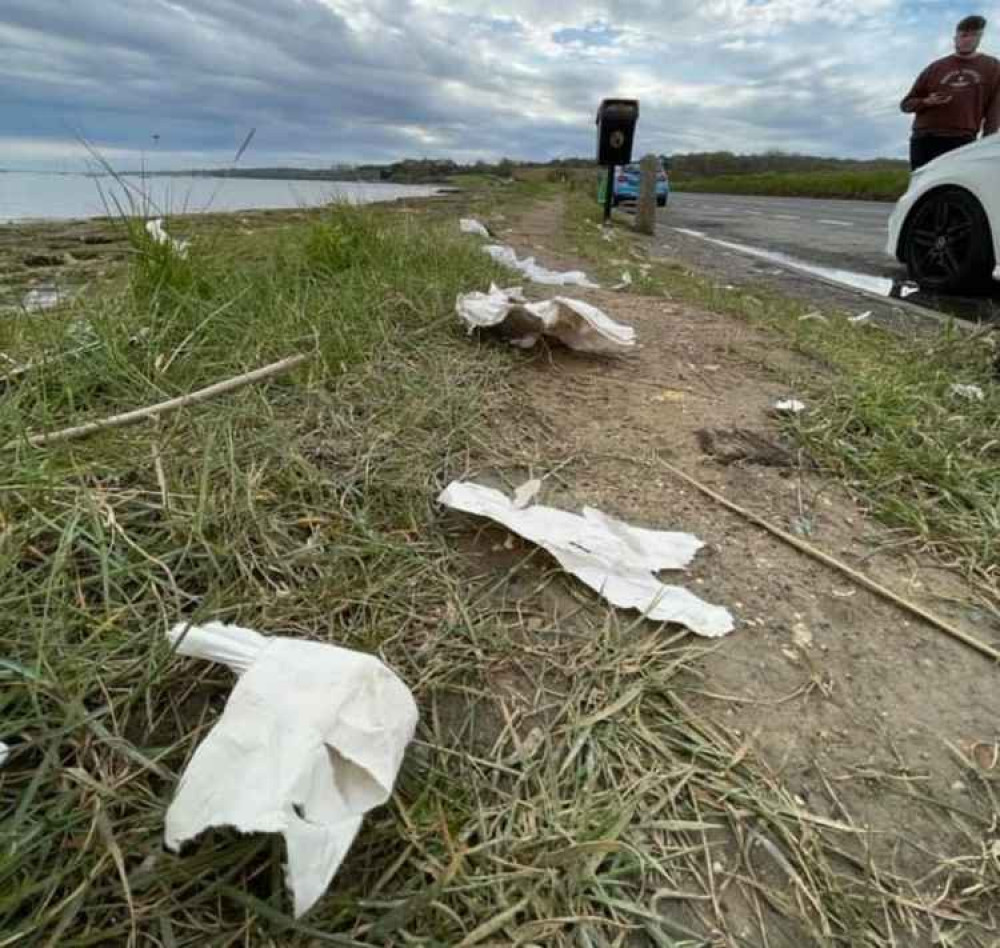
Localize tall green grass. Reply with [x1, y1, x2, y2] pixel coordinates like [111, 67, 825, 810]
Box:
[0, 202, 521, 944]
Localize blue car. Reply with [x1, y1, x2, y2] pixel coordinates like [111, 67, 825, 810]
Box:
[603, 161, 669, 207]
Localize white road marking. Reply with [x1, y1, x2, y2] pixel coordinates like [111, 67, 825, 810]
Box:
[671, 227, 895, 296]
[818, 219, 855, 227]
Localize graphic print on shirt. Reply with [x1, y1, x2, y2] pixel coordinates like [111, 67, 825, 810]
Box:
[938, 68, 983, 91]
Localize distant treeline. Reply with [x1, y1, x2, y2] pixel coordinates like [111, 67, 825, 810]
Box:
[145, 151, 908, 188]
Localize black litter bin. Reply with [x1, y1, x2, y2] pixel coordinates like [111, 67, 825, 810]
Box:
[596, 98, 639, 167]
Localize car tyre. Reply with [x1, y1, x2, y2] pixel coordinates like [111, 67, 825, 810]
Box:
[904, 187, 994, 293]
[657, 197, 667, 207]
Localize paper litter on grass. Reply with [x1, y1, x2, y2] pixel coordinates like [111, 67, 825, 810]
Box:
[456, 283, 635, 353]
[438, 481, 734, 638]
[164, 622, 418, 918]
[22, 287, 64, 313]
[0, 742, 9, 768]
[460, 218, 490, 238]
[146, 219, 189, 258]
[774, 398, 806, 414]
[949, 383, 985, 402]
[483, 243, 599, 288]
[848, 310, 872, 324]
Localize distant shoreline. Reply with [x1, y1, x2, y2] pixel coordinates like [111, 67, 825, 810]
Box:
[0, 167, 454, 184]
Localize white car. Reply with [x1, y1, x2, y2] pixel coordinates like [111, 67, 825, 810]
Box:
[887, 135, 1000, 293]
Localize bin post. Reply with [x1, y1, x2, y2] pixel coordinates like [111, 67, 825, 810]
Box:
[595, 98, 639, 225]
[635, 154, 657, 235]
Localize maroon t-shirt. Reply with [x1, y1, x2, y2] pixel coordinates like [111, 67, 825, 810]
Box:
[901, 52, 1000, 137]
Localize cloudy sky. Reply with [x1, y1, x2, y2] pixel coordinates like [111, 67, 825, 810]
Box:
[0, 0, 994, 171]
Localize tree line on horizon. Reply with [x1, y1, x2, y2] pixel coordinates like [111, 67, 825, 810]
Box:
[139, 150, 905, 185]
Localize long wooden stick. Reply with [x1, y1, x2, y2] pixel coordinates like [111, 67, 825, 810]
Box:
[7, 354, 310, 450]
[657, 457, 1000, 663]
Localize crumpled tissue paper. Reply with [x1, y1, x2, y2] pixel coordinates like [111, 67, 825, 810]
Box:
[460, 218, 491, 237]
[438, 481, 733, 638]
[483, 244, 599, 288]
[164, 622, 418, 917]
[456, 283, 635, 353]
[146, 219, 190, 258]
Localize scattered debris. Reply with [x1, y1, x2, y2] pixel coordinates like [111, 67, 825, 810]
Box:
[949, 383, 985, 402]
[773, 398, 806, 415]
[459, 218, 491, 238]
[438, 481, 734, 638]
[22, 287, 65, 313]
[0, 742, 8, 768]
[146, 218, 189, 258]
[611, 272, 633, 290]
[798, 310, 828, 323]
[848, 311, 872, 325]
[696, 428, 795, 467]
[483, 244, 599, 288]
[456, 283, 635, 353]
[653, 389, 686, 403]
[164, 621, 418, 918]
[790, 515, 815, 537]
[792, 622, 814, 648]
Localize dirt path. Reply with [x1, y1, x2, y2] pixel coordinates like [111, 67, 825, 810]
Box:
[453, 195, 1000, 945]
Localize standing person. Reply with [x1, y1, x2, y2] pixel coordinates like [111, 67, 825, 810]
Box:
[901, 14, 1000, 170]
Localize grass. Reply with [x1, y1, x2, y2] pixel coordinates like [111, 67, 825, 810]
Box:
[671, 169, 910, 202]
[1, 183, 998, 946]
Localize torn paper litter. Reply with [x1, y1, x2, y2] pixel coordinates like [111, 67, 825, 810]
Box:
[949, 383, 985, 402]
[0, 742, 8, 768]
[460, 218, 490, 238]
[146, 219, 189, 258]
[774, 398, 806, 414]
[22, 287, 64, 313]
[164, 622, 417, 918]
[456, 283, 635, 353]
[438, 481, 734, 638]
[848, 310, 872, 325]
[483, 244, 599, 288]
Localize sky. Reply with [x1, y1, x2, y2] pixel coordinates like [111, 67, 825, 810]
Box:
[1, 0, 996, 171]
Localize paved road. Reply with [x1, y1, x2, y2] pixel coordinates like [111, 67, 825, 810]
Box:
[654, 191, 999, 322]
[661, 192, 897, 276]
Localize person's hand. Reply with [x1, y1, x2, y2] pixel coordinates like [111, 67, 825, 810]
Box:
[924, 92, 953, 108]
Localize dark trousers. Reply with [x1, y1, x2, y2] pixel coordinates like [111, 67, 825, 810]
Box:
[909, 134, 975, 170]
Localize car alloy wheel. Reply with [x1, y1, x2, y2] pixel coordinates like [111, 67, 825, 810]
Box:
[905, 188, 993, 293]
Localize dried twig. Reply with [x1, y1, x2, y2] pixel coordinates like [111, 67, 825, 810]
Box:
[7, 354, 311, 450]
[657, 456, 1000, 663]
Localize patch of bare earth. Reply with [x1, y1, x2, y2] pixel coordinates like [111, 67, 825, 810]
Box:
[448, 196, 1000, 946]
